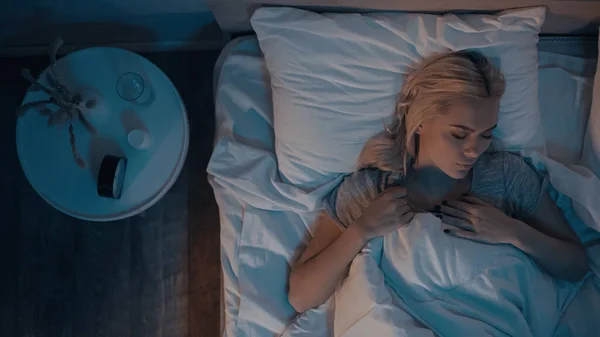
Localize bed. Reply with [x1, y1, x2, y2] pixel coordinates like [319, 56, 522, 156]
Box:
[208, 3, 600, 336]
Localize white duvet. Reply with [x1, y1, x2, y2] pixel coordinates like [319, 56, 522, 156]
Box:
[210, 37, 600, 337]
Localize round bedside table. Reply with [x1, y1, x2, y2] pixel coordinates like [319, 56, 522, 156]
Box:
[16, 47, 189, 221]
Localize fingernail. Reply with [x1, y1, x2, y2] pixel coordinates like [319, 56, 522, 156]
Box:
[441, 200, 448, 206]
[443, 229, 450, 234]
[433, 205, 441, 212]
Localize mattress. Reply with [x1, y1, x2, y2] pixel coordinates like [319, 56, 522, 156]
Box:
[210, 36, 600, 337]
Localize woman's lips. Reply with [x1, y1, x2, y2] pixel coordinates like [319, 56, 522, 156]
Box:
[456, 162, 473, 170]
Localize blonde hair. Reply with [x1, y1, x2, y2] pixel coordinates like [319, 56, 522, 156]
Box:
[356, 51, 506, 174]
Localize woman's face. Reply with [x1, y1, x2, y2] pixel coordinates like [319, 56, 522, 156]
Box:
[417, 99, 499, 179]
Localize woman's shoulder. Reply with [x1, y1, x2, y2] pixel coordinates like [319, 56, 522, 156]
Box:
[475, 151, 533, 173]
[341, 167, 402, 195]
[476, 150, 510, 166]
[472, 151, 525, 193]
[474, 151, 547, 217]
[473, 151, 545, 195]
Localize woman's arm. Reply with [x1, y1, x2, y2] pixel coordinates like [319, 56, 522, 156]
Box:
[288, 212, 365, 313]
[513, 192, 588, 282]
[289, 187, 413, 313]
[509, 219, 587, 282]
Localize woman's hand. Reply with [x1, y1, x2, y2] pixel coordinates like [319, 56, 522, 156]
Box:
[354, 186, 415, 241]
[438, 196, 520, 245]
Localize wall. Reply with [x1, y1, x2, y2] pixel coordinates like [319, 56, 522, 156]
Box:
[0, 0, 225, 53]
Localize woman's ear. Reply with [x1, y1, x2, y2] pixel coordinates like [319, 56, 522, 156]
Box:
[415, 125, 423, 135]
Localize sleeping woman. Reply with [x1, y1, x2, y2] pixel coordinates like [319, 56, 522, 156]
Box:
[287, 51, 589, 313]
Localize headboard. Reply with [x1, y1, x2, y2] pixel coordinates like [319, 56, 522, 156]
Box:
[206, 0, 600, 35]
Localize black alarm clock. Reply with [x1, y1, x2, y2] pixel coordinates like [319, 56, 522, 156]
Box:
[97, 155, 127, 199]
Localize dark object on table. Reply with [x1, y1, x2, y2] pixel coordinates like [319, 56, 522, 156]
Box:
[97, 155, 127, 199]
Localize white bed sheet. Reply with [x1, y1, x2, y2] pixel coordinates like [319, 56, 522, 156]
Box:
[211, 36, 315, 337]
[209, 36, 600, 337]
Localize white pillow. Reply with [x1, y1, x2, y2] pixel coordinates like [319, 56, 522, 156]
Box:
[252, 7, 546, 189]
[579, 32, 600, 179]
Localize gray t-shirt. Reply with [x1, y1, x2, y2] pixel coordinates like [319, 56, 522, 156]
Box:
[323, 151, 548, 229]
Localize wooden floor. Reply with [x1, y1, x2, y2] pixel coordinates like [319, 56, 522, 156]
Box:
[0, 49, 222, 337]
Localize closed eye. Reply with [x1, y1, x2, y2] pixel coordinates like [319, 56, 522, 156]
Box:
[450, 124, 496, 141]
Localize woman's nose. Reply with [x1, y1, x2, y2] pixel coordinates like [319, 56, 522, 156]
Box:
[463, 144, 479, 159]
